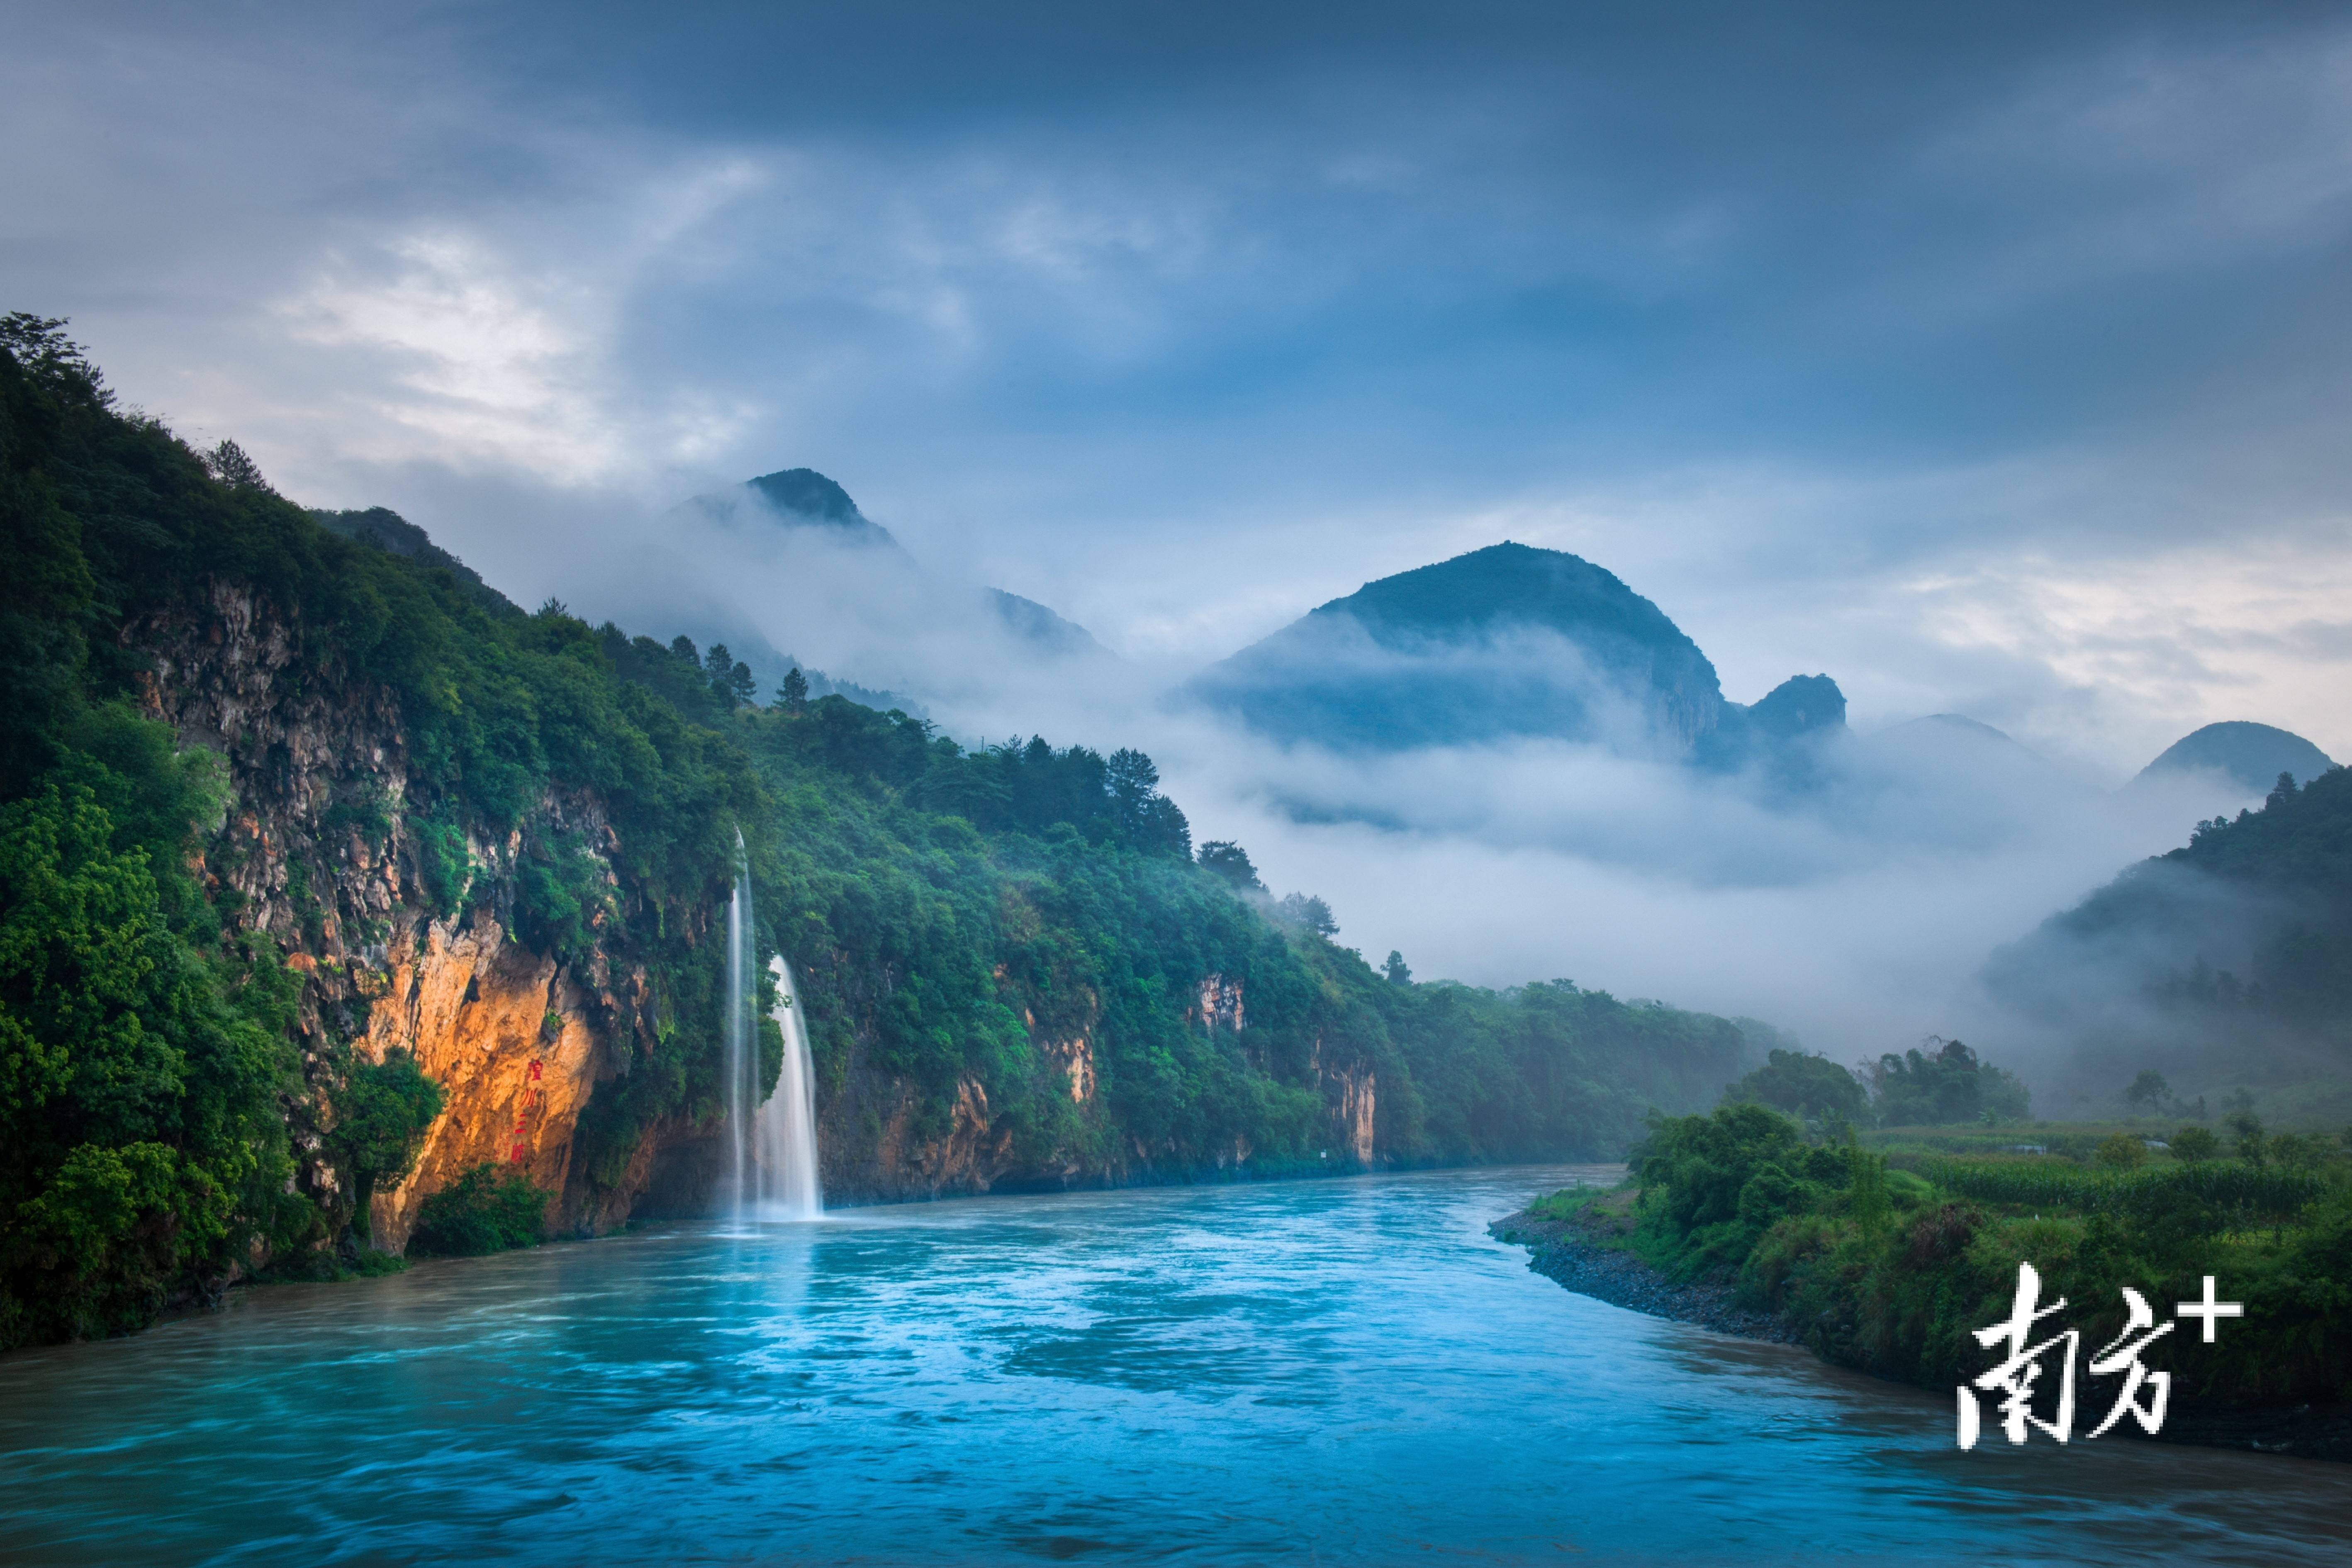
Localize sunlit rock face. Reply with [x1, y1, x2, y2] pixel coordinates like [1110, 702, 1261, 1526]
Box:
[360, 915, 617, 1251]
[1193, 542, 1844, 767]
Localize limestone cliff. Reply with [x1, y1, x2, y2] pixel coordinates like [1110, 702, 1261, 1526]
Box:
[130, 582, 670, 1255]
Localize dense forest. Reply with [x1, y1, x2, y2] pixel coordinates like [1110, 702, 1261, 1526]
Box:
[0, 317, 1753, 1349]
[1724, 1037, 2032, 1129]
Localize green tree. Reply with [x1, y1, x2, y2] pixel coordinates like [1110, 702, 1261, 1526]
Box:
[2093, 1132, 2149, 1169]
[0, 783, 289, 1345]
[2169, 1125, 2220, 1162]
[200, 439, 273, 493]
[1724, 1048, 1867, 1125]
[2123, 1069, 2171, 1115]
[322, 1049, 443, 1243]
[1197, 840, 1262, 892]
[2226, 1108, 2267, 1167]
[703, 643, 756, 708]
[1276, 892, 1338, 937]
[1383, 950, 1412, 985]
[409, 1162, 547, 1255]
[778, 665, 810, 713]
[1865, 1037, 2030, 1126]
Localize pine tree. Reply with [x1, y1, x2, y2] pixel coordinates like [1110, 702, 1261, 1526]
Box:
[778, 666, 810, 713]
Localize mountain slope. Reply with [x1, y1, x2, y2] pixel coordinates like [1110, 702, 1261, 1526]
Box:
[1983, 765, 2352, 1113]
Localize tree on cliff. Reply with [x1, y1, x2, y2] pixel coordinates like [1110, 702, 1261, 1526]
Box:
[1197, 841, 1262, 892]
[704, 643, 757, 708]
[1276, 893, 1339, 938]
[322, 1049, 443, 1247]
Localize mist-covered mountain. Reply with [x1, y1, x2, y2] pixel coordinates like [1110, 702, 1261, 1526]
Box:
[1984, 764, 2352, 1118]
[660, 467, 1105, 665]
[2132, 721, 2337, 798]
[1193, 542, 1843, 767]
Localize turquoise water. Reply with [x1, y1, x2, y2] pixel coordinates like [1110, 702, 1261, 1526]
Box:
[2, 1165, 2347, 1566]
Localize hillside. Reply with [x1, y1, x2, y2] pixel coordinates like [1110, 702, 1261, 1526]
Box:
[0, 318, 1753, 1348]
[1194, 542, 1843, 766]
[1984, 764, 2352, 1113]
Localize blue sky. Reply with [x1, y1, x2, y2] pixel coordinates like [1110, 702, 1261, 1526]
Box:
[10, 0, 2352, 768]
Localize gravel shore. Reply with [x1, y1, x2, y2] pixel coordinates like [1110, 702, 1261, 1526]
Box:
[1490, 1208, 1799, 1344]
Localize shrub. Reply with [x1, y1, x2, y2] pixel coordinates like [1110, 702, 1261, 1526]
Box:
[2169, 1125, 2220, 1162]
[323, 1048, 443, 1241]
[2093, 1132, 2149, 1169]
[408, 1164, 548, 1256]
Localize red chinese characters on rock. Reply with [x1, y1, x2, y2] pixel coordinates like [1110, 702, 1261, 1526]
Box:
[510, 1057, 547, 1166]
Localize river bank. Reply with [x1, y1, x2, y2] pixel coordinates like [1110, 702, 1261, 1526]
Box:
[1493, 1184, 2352, 1465]
[1490, 1196, 1797, 1343]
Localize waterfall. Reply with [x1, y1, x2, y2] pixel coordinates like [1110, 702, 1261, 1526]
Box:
[754, 954, 824, 1218]
[721, 834, 823, 1223]
[724, 836, 754, 1226]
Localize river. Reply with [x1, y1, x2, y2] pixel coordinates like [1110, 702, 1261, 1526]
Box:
[2, 1164, 2346, 1565]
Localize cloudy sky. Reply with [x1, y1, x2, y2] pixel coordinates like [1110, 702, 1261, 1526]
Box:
[15, 1, 2352, 1067]
[9, 3, 2342, 776]
[11, 0, 2351, 775]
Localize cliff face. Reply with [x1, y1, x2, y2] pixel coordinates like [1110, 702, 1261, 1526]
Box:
[131, 582, 662, 1254]
[358, 914, 623, 1249]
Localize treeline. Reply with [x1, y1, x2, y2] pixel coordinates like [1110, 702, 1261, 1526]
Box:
[1723, 1038, 2031, 1129]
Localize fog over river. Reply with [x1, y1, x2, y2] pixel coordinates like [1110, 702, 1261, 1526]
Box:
[2, 1167, 2346, 1566]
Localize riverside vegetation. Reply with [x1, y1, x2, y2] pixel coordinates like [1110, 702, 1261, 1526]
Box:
[1510, 774, 2352, 1439]
[1512, 1087, 2352, 1441]
[1, 317, 1751, 1349]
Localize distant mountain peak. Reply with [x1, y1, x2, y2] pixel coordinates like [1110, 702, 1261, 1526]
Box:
[667, 467, 900, 549]
[746, 467, 864, 526]
[2134, 721, 2337, 797]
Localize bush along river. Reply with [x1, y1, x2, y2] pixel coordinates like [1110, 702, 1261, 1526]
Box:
[4, 1165, 2351, 1566]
